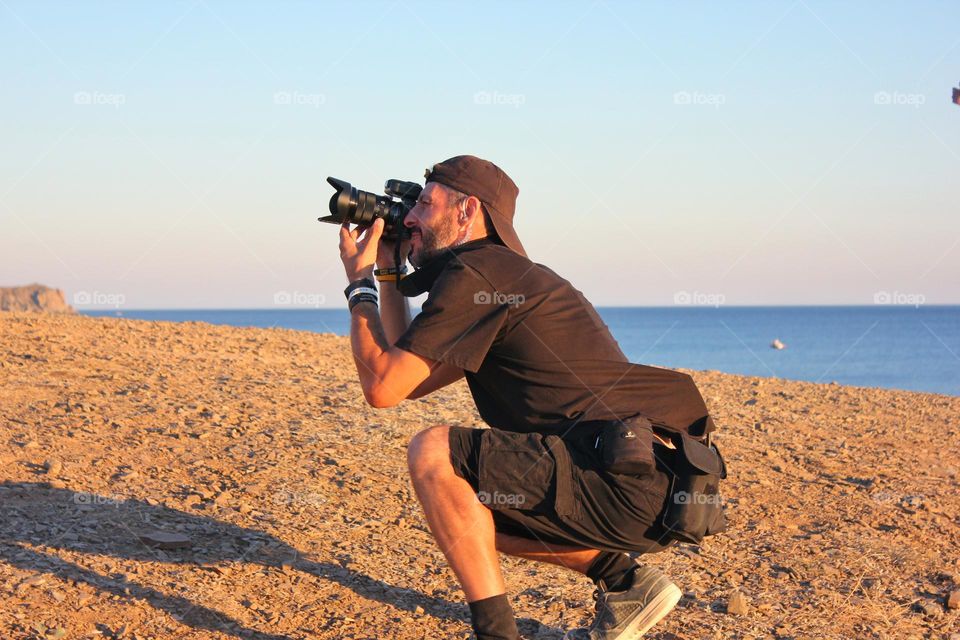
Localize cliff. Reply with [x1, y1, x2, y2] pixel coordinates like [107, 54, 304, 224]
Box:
[0, 283, 74, 313]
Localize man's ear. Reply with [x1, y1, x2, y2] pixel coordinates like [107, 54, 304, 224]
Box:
[463, 196, 483, 227]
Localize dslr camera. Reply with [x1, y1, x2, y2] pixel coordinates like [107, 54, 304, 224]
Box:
[319, 177, 422, 241]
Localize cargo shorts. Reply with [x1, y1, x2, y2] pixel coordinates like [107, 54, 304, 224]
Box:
[448, 424, 678, 555]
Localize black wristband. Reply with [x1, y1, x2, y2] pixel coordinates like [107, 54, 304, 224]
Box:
[348, 293, 378, 312]
[344, 277, 377, 300]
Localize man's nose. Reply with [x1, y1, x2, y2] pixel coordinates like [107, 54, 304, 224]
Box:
[404, 208, 419, 227]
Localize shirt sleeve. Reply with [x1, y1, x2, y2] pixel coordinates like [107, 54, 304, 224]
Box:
[394, 260, 508, 373]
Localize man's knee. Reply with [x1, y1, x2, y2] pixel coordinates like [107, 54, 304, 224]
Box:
[407, 425, 452, 483]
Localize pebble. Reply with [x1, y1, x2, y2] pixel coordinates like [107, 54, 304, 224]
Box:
[936, 570, 959, 583]
[901, 495, 924, 509]
[137, 531, 192, 549]
[19, 575, 46, 589]
[43, 458, 62, 476]
[947, 590, 960, 610]
[726, 590, 749, 615]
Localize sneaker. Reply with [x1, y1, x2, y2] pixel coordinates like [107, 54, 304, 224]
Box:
[562, 565, 682, 640]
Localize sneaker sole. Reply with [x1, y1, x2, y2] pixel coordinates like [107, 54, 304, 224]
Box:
[611, 581, 682, 640]
[561, 582, 682, 640]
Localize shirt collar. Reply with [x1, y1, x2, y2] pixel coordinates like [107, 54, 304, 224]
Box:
[396, 237, 496, 297]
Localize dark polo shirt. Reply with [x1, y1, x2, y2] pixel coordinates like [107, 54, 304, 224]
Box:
[395, 239, 715, 437]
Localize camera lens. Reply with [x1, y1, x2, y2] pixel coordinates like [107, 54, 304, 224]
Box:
[319, 176, 418, 238]
[327, 178, 355, 219]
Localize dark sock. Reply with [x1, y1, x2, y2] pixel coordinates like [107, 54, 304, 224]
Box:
[586, 551, 636, 592]
[468, 593, 520, 640]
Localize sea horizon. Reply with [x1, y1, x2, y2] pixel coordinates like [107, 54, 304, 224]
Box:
[79, 305, 960, 397]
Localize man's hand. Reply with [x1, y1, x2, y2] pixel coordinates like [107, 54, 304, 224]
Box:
[339, 218, 384, 282]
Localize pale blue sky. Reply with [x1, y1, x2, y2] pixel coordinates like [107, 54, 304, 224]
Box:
[1, 1, 958, 309]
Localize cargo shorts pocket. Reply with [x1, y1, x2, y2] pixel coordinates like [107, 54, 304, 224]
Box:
[477, 430, 583, 520]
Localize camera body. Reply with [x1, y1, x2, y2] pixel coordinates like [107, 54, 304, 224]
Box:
[319, 176, 422, 239]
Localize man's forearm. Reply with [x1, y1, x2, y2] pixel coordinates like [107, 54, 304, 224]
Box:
[339, 221, 426, 407]
[349, 301, 392, 398]
[379, 281, 412, 344]
[348, 300, 433, 408]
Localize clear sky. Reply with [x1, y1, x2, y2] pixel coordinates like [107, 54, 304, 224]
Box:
[2, 1, 958, 309]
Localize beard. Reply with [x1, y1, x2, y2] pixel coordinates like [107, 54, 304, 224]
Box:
[408, 213, 461, 267]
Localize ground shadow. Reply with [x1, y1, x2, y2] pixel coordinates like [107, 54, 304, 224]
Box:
[0, 481, 554, 638]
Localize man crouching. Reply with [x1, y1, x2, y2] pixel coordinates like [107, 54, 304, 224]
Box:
[336, 155, 724, 640]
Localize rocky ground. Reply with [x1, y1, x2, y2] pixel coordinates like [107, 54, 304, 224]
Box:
[1, 311, 958, 640]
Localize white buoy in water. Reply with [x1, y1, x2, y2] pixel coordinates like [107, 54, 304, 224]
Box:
[771, 338, 786, 350]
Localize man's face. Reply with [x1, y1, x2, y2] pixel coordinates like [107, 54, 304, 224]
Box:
[404, 182, 462, 266]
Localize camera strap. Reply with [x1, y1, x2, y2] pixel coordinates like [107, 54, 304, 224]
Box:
[393, 237, 403, 290]
[396, 252, 455, 297]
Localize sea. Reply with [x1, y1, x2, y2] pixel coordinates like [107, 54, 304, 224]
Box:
[81, 306, 960, 397]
